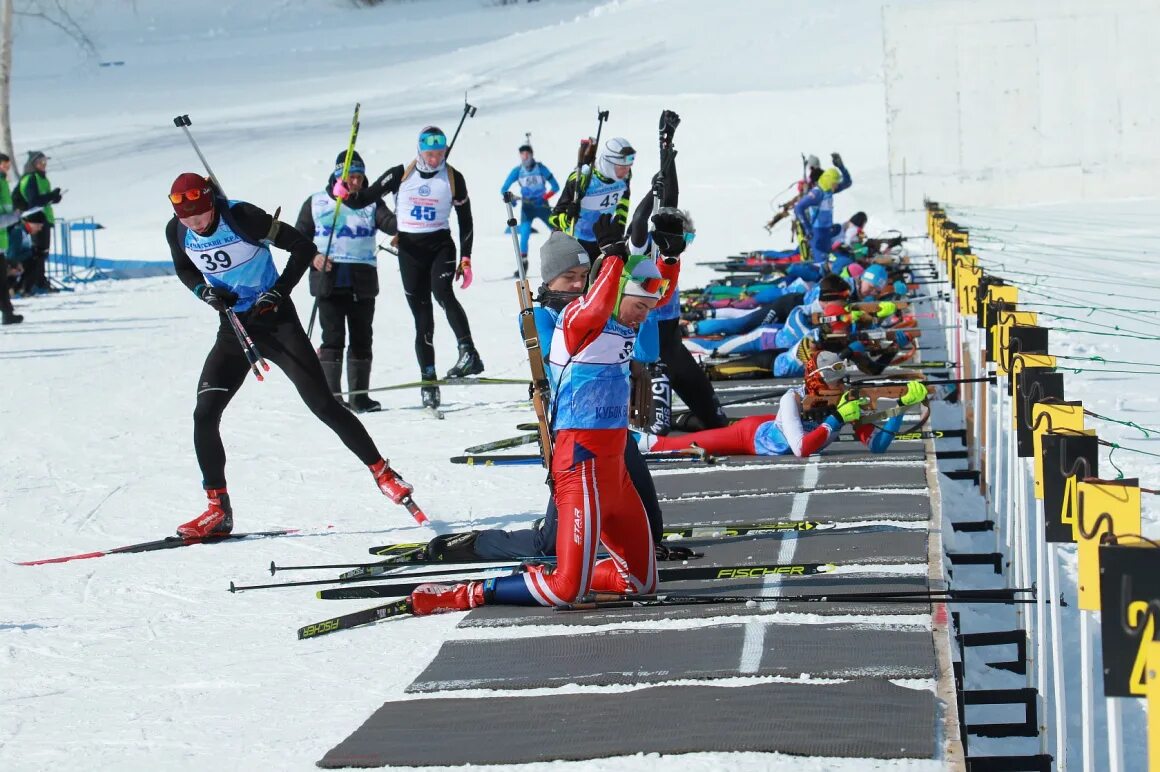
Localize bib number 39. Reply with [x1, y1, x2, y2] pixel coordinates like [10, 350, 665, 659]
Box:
[199, 250, 232, 271]
[409, 205, 437, 222]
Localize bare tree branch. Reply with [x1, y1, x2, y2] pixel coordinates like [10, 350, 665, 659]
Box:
[15, 0, 98, 58]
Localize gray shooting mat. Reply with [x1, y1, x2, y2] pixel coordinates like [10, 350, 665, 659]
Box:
[653, 462, 927, 498]
[316, 679, 938, 767]
[660, 489, 932, 524]
[407, 621, 935, 693]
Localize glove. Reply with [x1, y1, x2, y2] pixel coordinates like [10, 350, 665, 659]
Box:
[593, 212, 624, 249]
[455, 257, 473, 289]
[831, 152, 844, 167]
[846, 309, 866, 324]
[894, 330, 911, 347]
[252, 288, 282, 316]
[835, 391, 867, 423]
[331, 178, 350, 199]
[194, 283, 238, 313]
[900, 380, 928, 407]
[893, 280, 909, 296]
[49, 188, 62, 204]
[655, 543, 699, 562]
[542, 191, 555, 202]
[875, 301, 898, 319]
[502, 191, 515, 203]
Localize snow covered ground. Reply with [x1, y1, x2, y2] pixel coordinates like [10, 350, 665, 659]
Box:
[3, 0, 1155, 769]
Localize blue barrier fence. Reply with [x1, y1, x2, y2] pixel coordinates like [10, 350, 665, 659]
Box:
[45, 217, 174, 283]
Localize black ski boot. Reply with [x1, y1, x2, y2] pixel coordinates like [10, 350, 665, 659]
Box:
[421, 367, 441, 412]
[511, 254, 529, 279]
[347, 357, 381, 413]
[318, 349, 347, 407]
[445, 344, 484, 379]
[2, 312, 23, 325]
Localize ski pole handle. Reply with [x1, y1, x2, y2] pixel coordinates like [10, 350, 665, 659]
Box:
[445, 96, 478, 160]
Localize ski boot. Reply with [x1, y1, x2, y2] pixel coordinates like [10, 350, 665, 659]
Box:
[420, 366, 441, 413]
[347, 357, 381, 413]
[2, 312, 23, 325]
[445, 344, 484, 379]
[176, 488, 233, 538]
[409, 581, 488, 616]
[369, 459, 413, 504]
[318, 349, 348, 407]
[511, 254, 529, 279]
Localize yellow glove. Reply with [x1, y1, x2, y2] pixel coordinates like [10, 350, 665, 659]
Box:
[836, 391, 867, 423]
[846, 309, 866, 324]
[899, 380, 928, 406]
[875, 301, 898, 318]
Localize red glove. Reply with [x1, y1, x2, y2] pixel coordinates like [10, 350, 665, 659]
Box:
[543, 191, 555, 202]
[455, 257, 473, 289]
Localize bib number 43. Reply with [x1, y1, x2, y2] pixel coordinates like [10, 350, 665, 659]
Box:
[409, 205, 437, 222]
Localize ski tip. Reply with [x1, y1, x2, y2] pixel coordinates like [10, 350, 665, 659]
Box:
[268, 561, 277, 577]
[228, 581, 237, 593]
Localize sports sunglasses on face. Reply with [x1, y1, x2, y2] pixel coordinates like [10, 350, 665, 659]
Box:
[169, 188, 210, 204]
[420, 134, 448, 150]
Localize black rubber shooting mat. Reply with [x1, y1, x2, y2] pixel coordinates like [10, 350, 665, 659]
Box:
[653, 462, 927, 498]
[316, 679, 938, 767]
[407, 621, 935, 693]
[660, 489, 932, 523]
[459, 574, 935, 627]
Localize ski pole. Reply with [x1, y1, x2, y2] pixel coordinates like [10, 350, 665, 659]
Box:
[172, 115, 225, 194]
[376, 243, 400, 256]
[445, 94, 477, 161]
[307, 103, 361, 339]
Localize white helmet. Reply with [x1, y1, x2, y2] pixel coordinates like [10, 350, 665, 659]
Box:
[597, 137, 636, 179]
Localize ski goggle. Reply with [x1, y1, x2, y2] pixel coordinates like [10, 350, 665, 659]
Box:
[419, 133, 448, 151]
[626, 276, 670, 296]
[613, 153, 636, 166]
[169, 188, 209, 204]
[655, 229, 695, 246]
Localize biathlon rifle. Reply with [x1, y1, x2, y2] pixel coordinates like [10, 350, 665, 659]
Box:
[564, 108, 609, 236]
[504, 193, 554, 479]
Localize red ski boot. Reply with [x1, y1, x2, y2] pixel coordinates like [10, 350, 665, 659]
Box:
[409, 581, 486, 616]
[370, 459, 414, 504]
[176, 488, 233, 538]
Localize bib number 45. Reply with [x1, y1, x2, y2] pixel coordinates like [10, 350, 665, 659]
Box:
[410, 205, 437, 222]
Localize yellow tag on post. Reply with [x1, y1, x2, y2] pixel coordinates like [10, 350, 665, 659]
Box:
[1148, 641, 1160, 763]
[1076, 480, 1142, 611]
[982, 285, 1020, 336]
[993, 313, 1040, 376]
[1032, 404, 1085, 499]
[957, 265, 981, 316]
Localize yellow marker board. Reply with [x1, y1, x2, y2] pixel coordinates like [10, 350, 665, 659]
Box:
[1031, 403, 1085, 499]
[1076, 480, 1142, 611]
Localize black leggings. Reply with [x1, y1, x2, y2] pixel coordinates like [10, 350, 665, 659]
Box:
[192, 299, 382, 488]
[318, 294, 375, 360]
[397, 237, 472, 371]
[658, 317, 727, 429]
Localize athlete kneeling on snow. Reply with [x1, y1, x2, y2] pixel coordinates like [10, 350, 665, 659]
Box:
[297, 150, 397, 413]
[338, 126, 481, 410]
[408, 233, 680, 614]
[165, 173, 415, 538]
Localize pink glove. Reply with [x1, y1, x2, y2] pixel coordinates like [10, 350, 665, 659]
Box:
[455, 257, 473, 289]
[331, 178, 350, 199]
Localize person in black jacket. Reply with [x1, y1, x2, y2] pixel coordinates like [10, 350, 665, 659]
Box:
[335, 126, 479, 411]
[164, 172, 416, 538]
[296, 151, 397, 413]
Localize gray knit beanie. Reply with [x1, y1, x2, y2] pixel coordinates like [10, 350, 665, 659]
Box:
[540, 231, 591, 284]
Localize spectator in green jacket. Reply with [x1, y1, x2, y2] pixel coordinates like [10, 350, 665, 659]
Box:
[0, 153, 23, 324]
[15, 150, 61, 295]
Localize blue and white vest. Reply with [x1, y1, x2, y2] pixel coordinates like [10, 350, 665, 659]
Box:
[310, 192, 377, 265]
[574, 167, 626, 242]
[183, 200, 277, 313]
[516, 163, 552, 202]
[548, 312, 635, 431]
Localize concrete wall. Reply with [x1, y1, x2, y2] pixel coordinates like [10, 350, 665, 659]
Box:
[882, 0, 1160, 207]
